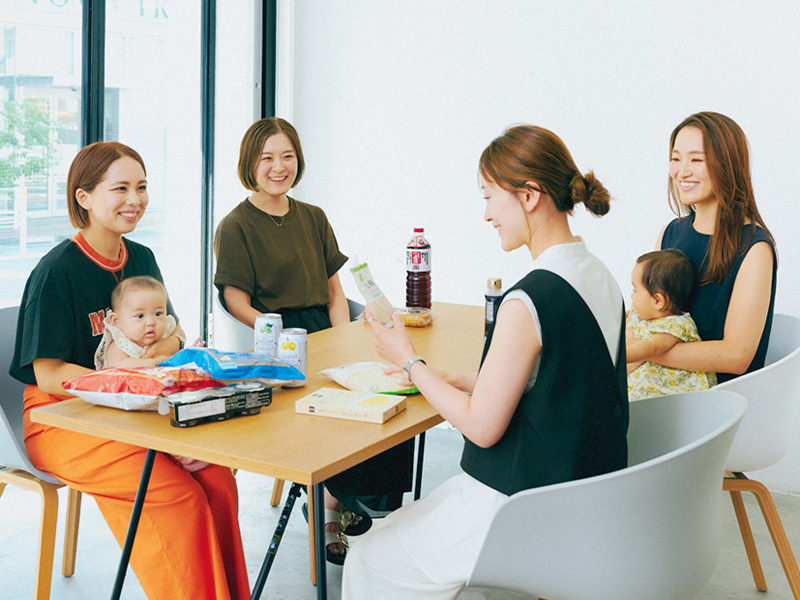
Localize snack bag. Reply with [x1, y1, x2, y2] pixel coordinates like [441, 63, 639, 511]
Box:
[157, 347, 303, 382]
[63, 367, 221, 411]
[320, 361, 418, 395]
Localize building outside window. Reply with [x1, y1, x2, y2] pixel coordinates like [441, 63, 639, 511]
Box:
[0, 0, 208, 340]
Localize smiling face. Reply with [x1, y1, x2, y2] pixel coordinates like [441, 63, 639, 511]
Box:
[77, 156, 148, 237]
[110, 287, 168, 346]
[481, 177, 529, 252]
[253, 133, 298, 202]
[669, 126, 716, 210]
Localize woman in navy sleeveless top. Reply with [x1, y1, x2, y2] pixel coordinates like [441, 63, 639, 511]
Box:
[341, 126, 627, 599]
[655, 112, 776, 383]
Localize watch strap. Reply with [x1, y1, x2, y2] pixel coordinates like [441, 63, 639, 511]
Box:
[403, 355, 427, 379]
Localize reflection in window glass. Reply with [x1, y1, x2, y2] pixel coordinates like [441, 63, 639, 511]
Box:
[0, 2, 81, 307]
[105, 2, 203, 338]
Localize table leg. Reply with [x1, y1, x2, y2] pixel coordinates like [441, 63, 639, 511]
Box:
[313, 482, 327, 600]
[111, 448, 156, 600]
[250, 482, 303, 600]
[414, 432, 426, 501]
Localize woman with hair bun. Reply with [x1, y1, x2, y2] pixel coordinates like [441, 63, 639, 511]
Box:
[654, 112, 776, 383]
[342, 125, 629, 599]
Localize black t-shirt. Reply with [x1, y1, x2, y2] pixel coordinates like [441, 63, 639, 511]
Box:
[10, 235, 174, 385]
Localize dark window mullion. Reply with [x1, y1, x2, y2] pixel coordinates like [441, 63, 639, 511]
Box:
[262, 0, 277, 118]
[81, 0, 105, 146]
[200, 0, 216, 341]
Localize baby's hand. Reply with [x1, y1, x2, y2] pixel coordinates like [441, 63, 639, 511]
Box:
[189, 337, 206, 348]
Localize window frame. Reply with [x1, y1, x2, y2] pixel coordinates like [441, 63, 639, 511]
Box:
[76, 0, 278, 340]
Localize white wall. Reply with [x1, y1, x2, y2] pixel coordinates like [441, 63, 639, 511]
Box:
[281, 1, 800, 492]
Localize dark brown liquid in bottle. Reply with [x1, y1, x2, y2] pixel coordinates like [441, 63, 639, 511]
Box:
[406, 271, 431, 308]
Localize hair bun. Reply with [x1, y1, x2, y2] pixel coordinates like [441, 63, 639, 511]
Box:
[571, 171, 610, 217]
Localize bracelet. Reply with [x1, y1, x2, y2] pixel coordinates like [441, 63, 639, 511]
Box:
[403, 355, 427, 379]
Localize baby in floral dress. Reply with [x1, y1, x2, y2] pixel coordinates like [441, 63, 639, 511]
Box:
[626, 249, 717, 401]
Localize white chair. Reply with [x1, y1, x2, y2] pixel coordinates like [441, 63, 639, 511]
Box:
[209, 292, 254, 352]
[0, 305, 82, 599]
[465, 390, 746, 600]
[715, 313, 800, 598]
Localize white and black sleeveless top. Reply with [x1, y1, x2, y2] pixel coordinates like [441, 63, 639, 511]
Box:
[461, 240, 628, 496]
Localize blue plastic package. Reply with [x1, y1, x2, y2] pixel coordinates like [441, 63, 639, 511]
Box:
[157, 348, 304, 382]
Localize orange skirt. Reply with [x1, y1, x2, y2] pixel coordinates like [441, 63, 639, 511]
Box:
[23, 386, 250, 600]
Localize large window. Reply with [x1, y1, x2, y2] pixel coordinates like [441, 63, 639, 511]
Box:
[105, 2, 204, 338]
[0, 0, 267, 341]
[0, 1, 82, 306]
[0, 1, 203, 342]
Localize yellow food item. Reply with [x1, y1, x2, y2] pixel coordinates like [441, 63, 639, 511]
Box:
[396, 307, 433, 327]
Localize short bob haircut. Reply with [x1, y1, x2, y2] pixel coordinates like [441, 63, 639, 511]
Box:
[67, 141, 147, 230]
[237, 118, 305, 192]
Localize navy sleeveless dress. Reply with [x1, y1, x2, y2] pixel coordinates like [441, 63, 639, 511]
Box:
[661, 215, 777, 383]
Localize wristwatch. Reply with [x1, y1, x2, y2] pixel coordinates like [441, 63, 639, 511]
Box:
[403, 355, 427, 379]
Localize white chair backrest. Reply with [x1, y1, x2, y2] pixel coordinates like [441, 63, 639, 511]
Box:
[0, 305, 61, 484]
[467, 390, 746, 600]
[209, 293, 254, 352]
[715, 313, 800, 473]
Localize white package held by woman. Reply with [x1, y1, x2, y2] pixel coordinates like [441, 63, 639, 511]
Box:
[350, 261, 395, 325]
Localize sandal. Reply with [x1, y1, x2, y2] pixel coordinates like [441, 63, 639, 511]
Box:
[302, 503, 373, 536]
[341, 508, 373, 536]
[301, 504, 349, 566]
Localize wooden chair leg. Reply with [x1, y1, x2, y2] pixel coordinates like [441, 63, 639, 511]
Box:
[725, 475, 800, 599]
[726, 485, 767, 591]
[0, 470, 60, 600]
[270, 477, 285, 506]
[62, 487, 82, 577]
[34, 482, 60, 600]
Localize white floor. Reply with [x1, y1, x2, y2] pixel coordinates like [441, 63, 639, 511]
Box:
[2, 426, 799, 599]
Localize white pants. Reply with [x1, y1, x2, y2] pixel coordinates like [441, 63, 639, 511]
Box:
[341, 473, 507, 600]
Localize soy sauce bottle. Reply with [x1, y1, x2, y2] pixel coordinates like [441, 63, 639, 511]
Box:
[406, 228, 431, 309]
[485, 277, 503, 337]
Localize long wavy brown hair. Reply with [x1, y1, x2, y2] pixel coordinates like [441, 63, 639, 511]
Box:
[668, 112, 774, 284]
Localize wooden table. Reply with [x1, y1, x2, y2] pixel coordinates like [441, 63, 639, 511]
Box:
[31, 302, 483, 599]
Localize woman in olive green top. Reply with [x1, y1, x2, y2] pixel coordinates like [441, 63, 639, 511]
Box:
[214, 118, 413, 565]
[214, 118, 349, 332]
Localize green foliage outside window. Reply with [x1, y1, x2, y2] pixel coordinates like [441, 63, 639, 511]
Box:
[0, 99, 59, 189]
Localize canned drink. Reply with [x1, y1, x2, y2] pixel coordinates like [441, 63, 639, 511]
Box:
[254, 313, 283, 357]
[277, 327, 308, 387]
